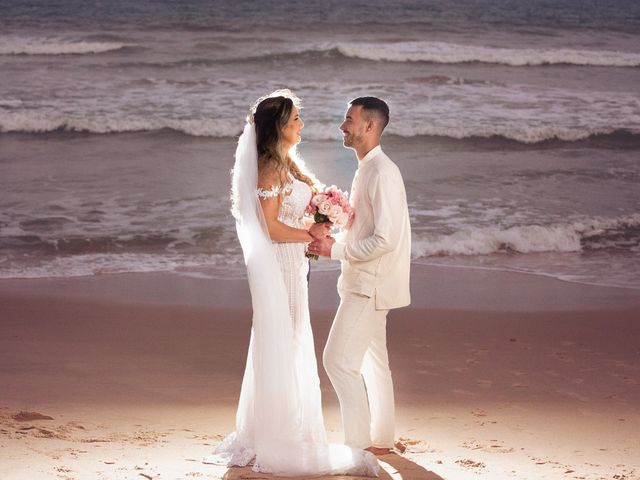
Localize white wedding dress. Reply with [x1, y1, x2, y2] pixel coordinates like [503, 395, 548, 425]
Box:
[204, 124, 379, 477]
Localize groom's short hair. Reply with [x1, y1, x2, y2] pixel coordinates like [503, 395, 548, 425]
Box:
[349, 97, 390, 131]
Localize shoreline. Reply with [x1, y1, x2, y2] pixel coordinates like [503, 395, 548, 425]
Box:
[415, 260, 640, 292]
[1, 262, 638, 312]
[3, 256, 640, 292]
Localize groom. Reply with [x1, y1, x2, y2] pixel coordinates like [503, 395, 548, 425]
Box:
[309, 97, 411, 455]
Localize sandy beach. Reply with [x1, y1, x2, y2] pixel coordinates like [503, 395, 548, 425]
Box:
[1, 264, 638, 480]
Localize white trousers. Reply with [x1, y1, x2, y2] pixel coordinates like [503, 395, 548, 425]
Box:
[323, 291, 395, 449]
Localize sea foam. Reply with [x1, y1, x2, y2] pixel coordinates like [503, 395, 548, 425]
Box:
[0, 37, 132, 55]
[412, 214, 640, 258]
[0, 253, 242, 279]
[334, 41, 640, 67]
[0, 111, 241, 137]
[2, 110, 639, 144]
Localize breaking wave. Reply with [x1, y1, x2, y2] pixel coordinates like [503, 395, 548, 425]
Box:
[332, 41, 640, 67]
[2, 110, 639, 144]
[0, 37, 133, 55]
[412, 214, 640, 257]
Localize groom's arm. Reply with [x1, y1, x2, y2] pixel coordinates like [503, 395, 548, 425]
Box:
[331, 167, 404, 262]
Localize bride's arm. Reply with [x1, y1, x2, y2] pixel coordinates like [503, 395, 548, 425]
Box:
[259, 194, 313, 243]
[258, 171, 327, 243]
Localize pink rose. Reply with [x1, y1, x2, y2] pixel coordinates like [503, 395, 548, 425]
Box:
[318, 200, 332, 215]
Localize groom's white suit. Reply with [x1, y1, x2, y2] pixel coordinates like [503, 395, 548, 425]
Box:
[324, 144, 411, 449]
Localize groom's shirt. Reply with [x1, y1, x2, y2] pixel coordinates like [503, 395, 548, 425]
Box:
[330, 146, 411, 310]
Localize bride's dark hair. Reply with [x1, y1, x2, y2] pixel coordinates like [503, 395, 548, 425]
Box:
[250, 89, 313, 188]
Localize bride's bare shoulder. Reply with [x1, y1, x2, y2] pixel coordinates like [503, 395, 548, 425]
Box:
[258, 162, 280, 185]
[257, 162, 284, 199]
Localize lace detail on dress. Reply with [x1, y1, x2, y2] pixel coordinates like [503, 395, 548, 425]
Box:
[273, 177, 312, 328]
[203, 432, 255, 467]
[257, 182, 293, 198]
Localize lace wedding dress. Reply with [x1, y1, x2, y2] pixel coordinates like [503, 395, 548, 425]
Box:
[203, 124, 379, 477]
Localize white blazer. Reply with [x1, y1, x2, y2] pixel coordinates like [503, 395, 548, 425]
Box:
[331, 146, 411, 310]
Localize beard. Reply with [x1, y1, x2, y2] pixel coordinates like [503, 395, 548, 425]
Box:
[342, 131, 362, 148]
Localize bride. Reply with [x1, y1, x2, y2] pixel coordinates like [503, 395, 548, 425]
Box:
[204, 90, 379, 477]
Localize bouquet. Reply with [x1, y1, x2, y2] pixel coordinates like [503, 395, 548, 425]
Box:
[306, 185, 354, 260]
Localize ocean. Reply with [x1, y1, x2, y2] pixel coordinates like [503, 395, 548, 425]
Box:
[1, 0, 639, 290]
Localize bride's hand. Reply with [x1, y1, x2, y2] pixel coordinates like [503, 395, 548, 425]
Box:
[308, 221, 331, 239]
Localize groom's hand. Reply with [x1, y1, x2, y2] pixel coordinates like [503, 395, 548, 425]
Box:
[309, 235, 335, 258]
[308, 221, 331, 239]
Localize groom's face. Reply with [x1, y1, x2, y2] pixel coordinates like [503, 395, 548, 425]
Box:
[340, 105, 366, 149]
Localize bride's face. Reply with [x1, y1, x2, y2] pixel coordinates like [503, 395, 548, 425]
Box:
[281, 106, 304, 150]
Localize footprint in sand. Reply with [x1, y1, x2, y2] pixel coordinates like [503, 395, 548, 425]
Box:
[67, 421, 85, 430]
[461, 440, 483, 451]
[463, 439, 515, 454]
[7, 411, 72, 440]
[468, 409, 500, 427]
[396, 436, 435, 454]
[35, 427, 67, 439]
[11, 411, 54, 422]
[455, 458, 486, 469]
[613, 469, 638, 479]
[488, 441, 515, 454]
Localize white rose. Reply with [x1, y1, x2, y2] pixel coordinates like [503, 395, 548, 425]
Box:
[329, 205, 342, 220]
[318, 200, 332, 215]
[312, 193, 328, 206]
[334, 212, 349, 228]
